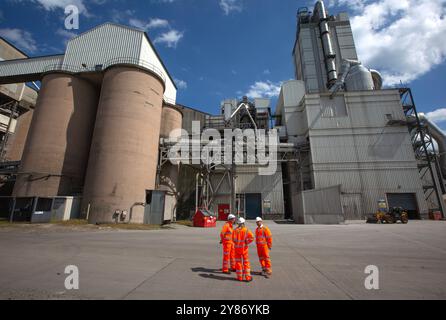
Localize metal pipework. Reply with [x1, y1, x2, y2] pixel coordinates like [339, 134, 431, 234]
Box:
[315, 0, 337, 87]
[412, 113, 446, 179]
[329, 59, 360, 97]
[370, 69, 383, 90]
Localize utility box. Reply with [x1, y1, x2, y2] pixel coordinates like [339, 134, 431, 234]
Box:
[193, 209, 217, 228]
[144, 190, 166, 225]
[51, 197, 81, 221]
[31, 197, 53, 223]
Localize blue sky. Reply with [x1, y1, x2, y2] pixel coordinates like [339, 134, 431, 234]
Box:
[0, 0, 445, 127]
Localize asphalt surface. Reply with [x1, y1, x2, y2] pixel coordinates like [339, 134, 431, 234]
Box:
[0, 220, 445, 300]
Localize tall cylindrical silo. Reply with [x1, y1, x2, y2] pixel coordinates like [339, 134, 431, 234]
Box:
[13, 73, 100, 197]
[159, 104, 183, 222]
[82, 66, 165, 224]
[5, 108, 34, 162]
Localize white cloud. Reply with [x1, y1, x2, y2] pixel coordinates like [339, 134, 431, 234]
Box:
[154, 30, 184, 48]
[174, 78, 187, 89]
[25, 0, 88, 14]
[0, 28, 37, 53]
[219, 0, 243, 15]
[263, 69, 271, 75]
[330, 0, 446, 86]
[245, 80, 282, 99]
[129, 18, 169, 31]
[426, 108, 446, 123]
[56, 28, 77, 45]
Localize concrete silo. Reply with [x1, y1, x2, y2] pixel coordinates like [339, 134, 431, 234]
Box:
[159, 104, 183, 222]
[82, 66, 165, 224]
[5, 109, 34, 162]
[13, 73, 99, 197]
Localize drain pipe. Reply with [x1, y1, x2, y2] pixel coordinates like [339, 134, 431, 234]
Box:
[315, 0, 337, 88]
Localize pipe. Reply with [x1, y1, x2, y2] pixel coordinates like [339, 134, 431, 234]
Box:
[417, 114, 446, 179]
[370, 69, 383, 90]
[315, 0, 337, 87]
[329, 59, 361, 97]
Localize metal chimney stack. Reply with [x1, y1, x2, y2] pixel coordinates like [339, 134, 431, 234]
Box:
[315, 0, 337, 88]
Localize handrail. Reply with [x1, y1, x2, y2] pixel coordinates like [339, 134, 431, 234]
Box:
[42, 64, 86, 74]
[42, 57, 167, 85]
[103, 57, 166, 84]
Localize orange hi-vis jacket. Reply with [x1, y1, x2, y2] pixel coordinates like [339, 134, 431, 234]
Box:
[255, 225, 272, 248]
[220, 222, 234, 243]
[232, 226, 254, 254]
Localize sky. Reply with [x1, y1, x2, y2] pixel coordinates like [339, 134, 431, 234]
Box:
[0, 0, 445, 127]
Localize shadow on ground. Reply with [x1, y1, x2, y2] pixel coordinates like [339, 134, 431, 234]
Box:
[191, 267, 267, 282]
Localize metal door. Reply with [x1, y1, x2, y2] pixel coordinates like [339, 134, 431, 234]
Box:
[245, 193, 262, 220]
[144, 191, 166, 225]
[387, 193, 419, 219]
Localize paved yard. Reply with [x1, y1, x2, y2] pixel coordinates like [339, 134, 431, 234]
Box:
[0, 220, 445, 300]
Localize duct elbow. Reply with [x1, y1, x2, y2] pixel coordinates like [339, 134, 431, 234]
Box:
[370, 69, 383, 90]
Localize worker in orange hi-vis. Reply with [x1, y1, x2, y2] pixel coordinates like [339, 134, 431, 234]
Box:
[255, 217, 273, 278]
[232, 217, 254, 282]
[220, 214, 236, 274]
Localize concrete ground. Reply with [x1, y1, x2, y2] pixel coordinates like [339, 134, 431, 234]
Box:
[0, 220, 445, 300]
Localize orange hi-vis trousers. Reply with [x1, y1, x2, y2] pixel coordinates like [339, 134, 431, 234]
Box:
[233, 226, 254, 281]
[222, 241, 235, 272]
[234, 250, 251, 281]
[256, 225, 272, 274]
[220, 222, 235, 272]
[257, 245, 271, 273]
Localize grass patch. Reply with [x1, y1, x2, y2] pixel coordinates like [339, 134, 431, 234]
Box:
[50, 219, 89, 226]
[174, 220, 193, 227]
[96, 223, 161, 230]
[0, 220, 29, 227]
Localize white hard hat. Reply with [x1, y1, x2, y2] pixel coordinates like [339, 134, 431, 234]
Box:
[228, 214, 236, 220]
[256, 217, 263, 222]
[238, 217, 246, 224]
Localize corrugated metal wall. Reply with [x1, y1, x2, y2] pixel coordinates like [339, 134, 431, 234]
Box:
[0, 55, 64, 77]
[293, 185, 344, 224]
[293, 20, 358, 94]
[303, 90, 428, 217]
[63, 24, 142, 68]
[0, 23, 178, 104]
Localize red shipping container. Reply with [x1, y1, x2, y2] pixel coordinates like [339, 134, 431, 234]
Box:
[193, 209, 217, 228]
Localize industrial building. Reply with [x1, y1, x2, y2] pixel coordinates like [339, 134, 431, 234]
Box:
[0, 0, 444, 225]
